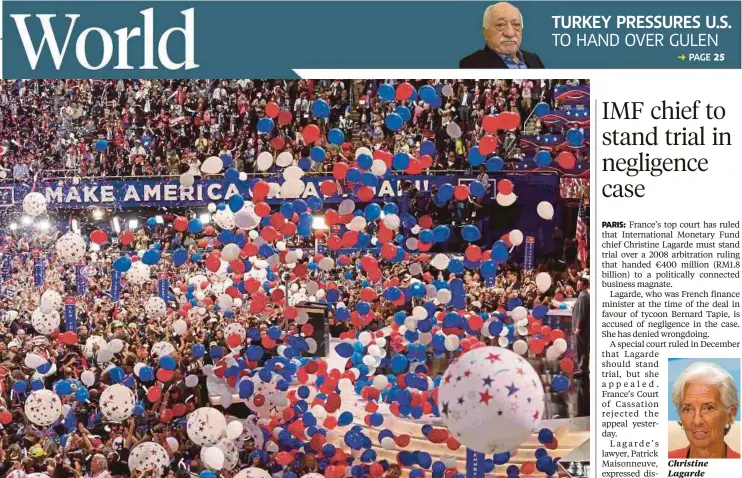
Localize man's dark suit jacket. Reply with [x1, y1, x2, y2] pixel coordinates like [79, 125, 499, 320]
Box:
[459, 47, 545, 69]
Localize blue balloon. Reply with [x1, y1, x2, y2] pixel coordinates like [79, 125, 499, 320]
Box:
[328, 128, 345, 145]
[159, 356, 177, 370]
[392, 152, 410, 170]
[538, 428, 554, 444]
[437, 183, 454, 202]
[147, 217, 158, 228]
[492, 243, 509, 264]
[310, 146, 326, 162]
[338, 411, 354, 426]
[228, 194, 245, 212]
[312, 99, 330, 118]
[298, 157, 312, 170]
[461, 224, 481, 242]
[357, 154, 373, 170]
[385, 113, 404, 132]
[447, 258, 464, 274]
[378, 83, 395, 101]
[221, 154, 233, 168]
[192, 343, 206, 358]
[486, 156, 505, 172]
[257, 117, 274, 133]
[364, 203, 381, 221]
[75, 387, 89, 402]
[552, 374, 569, 392]
[391, 354, 408, 373]
[488, 320, 504, 336]
[469, 180, 486, 198]
[109, 367, 125, 383]
[95, 139, 109, 152]
[468, 146, 486, 167]
[188, 218, 203, 233]
[113, 256, 132, 272]
[395, 106, 411, 122]
[535, 150, 552, 168]
[55, 380, 72, 395]
[419, 142, 436, 159]
[12, 381, 27, 394]
[419, 85, 438, 104]
[433, 225, 451, 243]
[533, 102, 551, 118]
[225, 167, 240, 183]
[346, 167, 362, 182]
[480, 259, 497, 278]
[238, 379, 254, 399]
[142, 249, 160, 265]
[172, 247, 188, 266]
[533, 305, 549, 319]
[566, 128, 584, 146]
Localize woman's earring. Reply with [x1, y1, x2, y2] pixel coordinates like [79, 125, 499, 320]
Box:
[725, 423, 732, 431]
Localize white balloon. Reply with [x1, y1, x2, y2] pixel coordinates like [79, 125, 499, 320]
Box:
[405, 237, 419, 250]
[511, 306, 528, 321]
[318, 257, 334, 271]
[100, 384, 136, 422]
[383, 214, 400, 230]
[185, 375, 199, 387]
[553, 338, 568, 355]
[513, 339, 528, 355]
[438, 346, 544, 454]
[280, 179, 305, 199]
[338, 199, 355, 215]
[180, 173, 195, 187]
[276, 151, 294, 168]
[444, 335, 460, 352]
[283, 165, 304, 181]
[256, 152, 274, 171]
[25, 390, 62, 426]
[442, 84, 454, 97]
[355, 147, 373, 159]
[496, 192, 518, 207]
[166, 437, 179, 453]
[222, 243, 241, 262]
[380, 436, 396, 450]
[55, 232, 87, 263]
[436, 289, 452, 304]
[126, 261, 151, 285]
[348, 216, 367, 232]
[145, 296, 167, 318]
[371, 159, 387, 176]
[373, 375, 389, 390]
[218, 294, 234, 310]
[31, 309, 60, 335]
[128, 442, 170, 478]
[537, 201, 554, 220]
[23, 192, 47, 217]
[498, 336, 510, 348]
[409, 263, 423, 276]
[431, 253, 450, 270]
[201, 156, 223, 174]
[234, 468, 272, 478]
[226, 421, 244, 440]
[545, 345, 560, 362]
[80, 370, 96, 387]
[213, 208, 236, 230]
[535, 272, 553, 293]
[187, 407, 227, 446]
[24, 353, 47, 369]
[446, 122, 462, 138]
[509, 229, 524, 246]
[358, 331, 372, 346]
[108, 339, 125, 353]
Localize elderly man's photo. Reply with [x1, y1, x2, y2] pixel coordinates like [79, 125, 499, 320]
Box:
[459, 2, 545, 69]
[669, 361, 740, 459]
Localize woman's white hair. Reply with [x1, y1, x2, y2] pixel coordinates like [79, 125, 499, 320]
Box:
[672, 361, 739, 429]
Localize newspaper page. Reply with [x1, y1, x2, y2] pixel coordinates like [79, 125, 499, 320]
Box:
[0, 1, 739, 478]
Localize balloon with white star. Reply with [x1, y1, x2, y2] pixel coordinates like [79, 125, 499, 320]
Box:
[437, 346, 544, 454]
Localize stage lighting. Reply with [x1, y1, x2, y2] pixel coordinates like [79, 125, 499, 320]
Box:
[72, 219, 80, 233]
[21, 215, 33, 226]
[128, 219, 139, 229]
[92, 208, 104, 220]
[112, 217, 121, 234]
[155, 215, 164, 225]
[36, 220, 50, 231]
[199, 213, 211, 224]
[9, 223, 18, 231]
[312, 216, 328, 230]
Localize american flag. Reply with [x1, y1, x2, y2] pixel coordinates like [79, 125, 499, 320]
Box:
[576, 196, 588, 268]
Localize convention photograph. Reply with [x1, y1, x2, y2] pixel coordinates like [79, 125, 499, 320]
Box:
[669, 358, 740, 459]
[0, 79, 590, 477]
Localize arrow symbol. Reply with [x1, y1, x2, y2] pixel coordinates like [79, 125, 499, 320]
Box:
[678, 54, 686, 60]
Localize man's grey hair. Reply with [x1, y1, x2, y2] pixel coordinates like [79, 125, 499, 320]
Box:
[483, 3, 524, 29]
[92, 453, 108, 470]
[671, 361, 739, 432]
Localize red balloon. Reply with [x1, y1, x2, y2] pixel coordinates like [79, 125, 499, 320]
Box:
[270, 136, 286, 151]
[205, 254, 221, 272]
[226, 333, 243, 348]
[146, 385, 162, 402]
[275, 452, 293, 466]
[254, 202, 271, 218]
[482, 115, 500, 133]
[265, 102, 280, 118]
[160, 409, 173, 423]
[278, 110, 293, 126]
[173, 216, 188, 232]
[478, 135, 498, 155]
[119, 230, 134, 246]
[529, 338, 545, 355]
[90, 230, 108, 245]
[557, 151, 576, 169]
[465, 245, 482, 262]
[560, 357, 575, 374]
[497, 179, 514, 195]
[333, 162, 349, 180]
[172, 403, 187, 417]
[453, 185, 469, 201]
[396, 82, 414, 101]
[320, 180, 337, 196]
[498, 111, 521, 130]
[356, 186, 375, 202]
[303, 124, 321, 144]
[253, 394, 265, 407]
[156, 369, 174, 382]
[418, 215, 433, 229]
[406, 158, 422, 175]
[0, 411, 12, 425]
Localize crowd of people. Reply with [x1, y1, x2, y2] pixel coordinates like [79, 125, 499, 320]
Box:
[0, 79, 590, 478]
[0, 79, 589, 181]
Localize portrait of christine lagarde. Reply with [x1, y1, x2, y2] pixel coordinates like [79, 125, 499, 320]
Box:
[669, 360, 741, 459]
